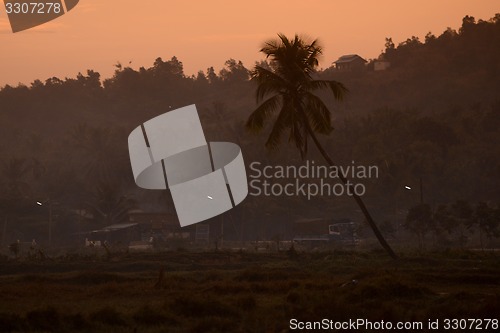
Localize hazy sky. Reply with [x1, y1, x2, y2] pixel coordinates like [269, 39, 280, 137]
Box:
[0, 0, 498, 86]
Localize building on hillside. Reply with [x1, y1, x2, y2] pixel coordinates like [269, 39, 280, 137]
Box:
[333, 54, 367, 71]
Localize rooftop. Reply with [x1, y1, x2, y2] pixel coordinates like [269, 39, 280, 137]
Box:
[334, 54, 367, 64]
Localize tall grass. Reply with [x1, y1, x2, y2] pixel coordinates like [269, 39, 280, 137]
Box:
[0, 251, 498, 332]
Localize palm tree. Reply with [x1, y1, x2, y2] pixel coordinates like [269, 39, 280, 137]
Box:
[246, 34, 398, 259]
[85, 181, 138, 226]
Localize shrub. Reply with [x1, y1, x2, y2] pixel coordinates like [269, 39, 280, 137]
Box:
[170, 295, 239, 318]
[234, 295, 257, 311]
[89, 307, 126, 326]
[0, 313, 24, 332]
[133, 305, 177, 326]
[26, 307, 60, 331]
[64, 312, 91, 330]
[189, 317, 235, 333]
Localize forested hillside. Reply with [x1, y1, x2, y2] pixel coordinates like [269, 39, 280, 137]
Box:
[0, 14, 499, 245]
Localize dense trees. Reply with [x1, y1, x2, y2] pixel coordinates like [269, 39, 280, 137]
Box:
[404, 201, 500, 250]
[0, 14, 498, 248]
[382, 14, 500, 74]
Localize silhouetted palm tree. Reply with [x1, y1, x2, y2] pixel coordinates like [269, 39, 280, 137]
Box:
[86, 181, 137, 226]
[246, 34, 398, 259]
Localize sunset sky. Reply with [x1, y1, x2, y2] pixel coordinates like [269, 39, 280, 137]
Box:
[0, 0, 498, 86]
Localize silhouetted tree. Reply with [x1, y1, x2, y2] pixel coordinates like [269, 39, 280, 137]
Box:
[85, 181, 137, 226]
[405, 203, 434, 251]
[246, 33, 398, 259]
[219, 59, 250, 83]
[450, 200, 474, 248]
[473, 202, 499, 249]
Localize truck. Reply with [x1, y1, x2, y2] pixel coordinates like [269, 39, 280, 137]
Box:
[292, 218, 358, 247]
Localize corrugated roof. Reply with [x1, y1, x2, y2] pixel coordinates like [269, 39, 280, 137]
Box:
[102, 223, 138, 231]
[334, 54, 367, 64]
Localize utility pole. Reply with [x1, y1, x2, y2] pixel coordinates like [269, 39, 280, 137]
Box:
[37, 199, 55, 247]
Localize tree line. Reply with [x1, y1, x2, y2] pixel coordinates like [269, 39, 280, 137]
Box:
[0, 14, 498, 249]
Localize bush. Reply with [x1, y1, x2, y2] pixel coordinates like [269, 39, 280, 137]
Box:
[170, 295, 239, 318]
[64, 312, 91, 330]
[189, 317, 235, 333]
[133, 305, 177, 326]
[234, 295, 256, 311]
[26, 307, 60, 331]
[89, 307, 126, 326]
[0, 313, 24, 332]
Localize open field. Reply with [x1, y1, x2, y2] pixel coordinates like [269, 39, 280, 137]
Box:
[0, 250, 499, 332]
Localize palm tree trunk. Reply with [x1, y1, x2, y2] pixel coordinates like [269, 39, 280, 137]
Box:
[300, 110, 398, 259]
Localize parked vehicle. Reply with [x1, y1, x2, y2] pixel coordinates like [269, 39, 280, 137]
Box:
[292, 218, 358, 246]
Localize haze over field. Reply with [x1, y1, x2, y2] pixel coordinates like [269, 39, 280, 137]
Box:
[1, 1, 500, 331]
[0, 0, 498, 86]
[0, 12, 499, 247]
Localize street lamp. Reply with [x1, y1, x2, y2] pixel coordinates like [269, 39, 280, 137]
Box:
[404, 177, 424, 204]
[36, 199, 54, 247]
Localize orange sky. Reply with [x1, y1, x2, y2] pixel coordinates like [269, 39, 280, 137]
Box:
[0, 0, 498, 86]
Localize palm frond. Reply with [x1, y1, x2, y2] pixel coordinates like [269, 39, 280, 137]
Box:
[265, 102, 293, 151]
[308, 80, 348, 101]
[248, 33, 347, 160]
[252, 66, 287, 102]
[264, 34, 320, 83]
[288, 118, 308, 158]
[305, 39, 322, 73]
[261, 35, 284, 57]
[303, 93, 333, 134]
[246, 95, 282, 133]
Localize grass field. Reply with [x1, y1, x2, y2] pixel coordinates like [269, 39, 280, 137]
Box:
[0, 249, 499, 332]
